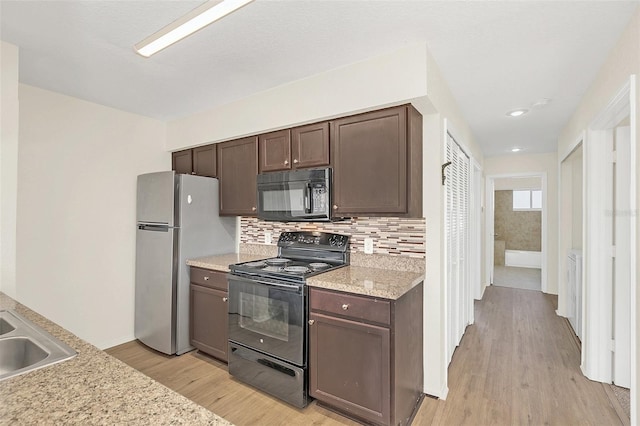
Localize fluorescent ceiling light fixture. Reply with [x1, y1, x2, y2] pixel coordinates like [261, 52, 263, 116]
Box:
[134, 0, 254, 57]
[511, 148, 521, 152]
[506, 109, 529, 117]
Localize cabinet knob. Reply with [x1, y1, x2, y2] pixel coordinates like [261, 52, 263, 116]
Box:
[191, 172, 196, 175]
[293, 159, 299, 164]
[341, 304, 349, 310]
[308, 319, 315, 325]
[223, 297, 228, 302]
[252, 206, 256, 211]
[333, 205, 338, 210]
[204, 276, 210, 281]
[284, 160, 289, 165]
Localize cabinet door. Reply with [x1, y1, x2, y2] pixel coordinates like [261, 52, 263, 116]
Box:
[309, 312, 390, 425]
[291, 122, 330, 169]
[172, 149, 193, 175]
[259, 129, 291, 172]
[217, 136, 258, 215]
[331, 106, 407, 216]
[193, 145, 217, 177]
[190, 284, 229, 362]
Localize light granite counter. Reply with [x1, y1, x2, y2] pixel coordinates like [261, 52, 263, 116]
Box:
[186, 252, 267, 272]
[306, 265, 424, 300]
[0, 292, 232, 426]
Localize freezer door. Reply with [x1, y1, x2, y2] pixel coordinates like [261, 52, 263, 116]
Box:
[136, 171, 176, 226]
[134, 224, 178, 354]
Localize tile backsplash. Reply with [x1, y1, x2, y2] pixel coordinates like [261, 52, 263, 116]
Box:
[240, 217, 426, 259]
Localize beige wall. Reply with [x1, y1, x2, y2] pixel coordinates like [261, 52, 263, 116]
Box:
[1, 42, 19, 298]
[494, 190, 542, 251]
[484, 152, 558, 294]
[16, 84, 168, 349]
[494, 177, 542, 191]
[167, 44, 429, 151]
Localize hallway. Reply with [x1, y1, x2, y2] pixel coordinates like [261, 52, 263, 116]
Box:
[416, 286, 627, 425]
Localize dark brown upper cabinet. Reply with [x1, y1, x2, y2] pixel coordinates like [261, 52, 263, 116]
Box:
[172, 149, 193, 175]
[171, 144, 217, 177]
[192, 145, 217, 177]
[217, 136, 258, 216]
[258, 129, 291, 173]
[258, 123, 330, 173]
[330, 105, 422, 218]
[291, 122, 330, 169]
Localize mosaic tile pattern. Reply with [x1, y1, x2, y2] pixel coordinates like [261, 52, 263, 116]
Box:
[240, 217, 426, 258]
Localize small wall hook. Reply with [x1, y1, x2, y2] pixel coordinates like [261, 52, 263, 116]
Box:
[441, 161, 452, 185]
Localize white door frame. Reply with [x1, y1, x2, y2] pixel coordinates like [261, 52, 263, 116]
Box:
[582, 76, 636, 423]
[485, 172, 548, 293]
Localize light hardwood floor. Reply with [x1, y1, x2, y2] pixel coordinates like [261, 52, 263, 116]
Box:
[107, 286, 627, 425]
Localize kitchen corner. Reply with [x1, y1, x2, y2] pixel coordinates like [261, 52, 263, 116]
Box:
[0, 293, 232, 425]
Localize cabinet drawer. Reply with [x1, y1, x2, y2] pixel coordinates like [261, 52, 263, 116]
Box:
[190, 267, 227, 291]
[310, 288, 390, 326]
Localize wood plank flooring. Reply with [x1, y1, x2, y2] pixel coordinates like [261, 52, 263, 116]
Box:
[107, 286, 627, 425]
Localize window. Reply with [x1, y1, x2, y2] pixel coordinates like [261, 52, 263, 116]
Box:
[513, 190, 542, 210]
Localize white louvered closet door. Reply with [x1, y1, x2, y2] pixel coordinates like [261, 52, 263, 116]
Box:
[445, 133, 471, 365]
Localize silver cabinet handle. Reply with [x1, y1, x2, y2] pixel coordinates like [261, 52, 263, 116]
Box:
[191, 172, 196, 175]
[284, 160, 289, 165]
[308, 319, 315, 325]
[223, 297, 228, 302]
[251, 206, 256, 211]
[333, 205, 338, 210]
[341, 304, 349, 310]
[293, 159, 299, 164]
[204, 276, 210, 281]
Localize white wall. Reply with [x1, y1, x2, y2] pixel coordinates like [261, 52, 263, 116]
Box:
[17, 84, 168, 349]
[484, 153, 559, 295]
[1, 42, 19, 298]
[557, 8, 639, 422]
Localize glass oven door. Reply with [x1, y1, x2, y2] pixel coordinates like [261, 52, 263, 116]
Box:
[227, 274, 305, 366]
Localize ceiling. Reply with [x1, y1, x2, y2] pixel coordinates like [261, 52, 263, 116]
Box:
[1, 1, 638, 157]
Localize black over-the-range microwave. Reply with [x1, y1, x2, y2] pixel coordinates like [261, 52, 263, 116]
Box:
[257, 167, 333, 222]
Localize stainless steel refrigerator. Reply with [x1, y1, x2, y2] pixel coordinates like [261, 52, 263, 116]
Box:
[134, 171, 236, 355]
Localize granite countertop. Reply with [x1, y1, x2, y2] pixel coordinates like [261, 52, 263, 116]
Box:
[0, 293, 232, 425]
[187, 249, 424, 300]
[306, 265, 424, 300]
[186, 253, 267, 272]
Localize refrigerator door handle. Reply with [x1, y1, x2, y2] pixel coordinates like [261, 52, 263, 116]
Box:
[138, 224, 170, 232]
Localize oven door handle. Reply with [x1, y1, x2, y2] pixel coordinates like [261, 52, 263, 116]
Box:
[229, 275, 303, 293]
[252, 279, 302, 291]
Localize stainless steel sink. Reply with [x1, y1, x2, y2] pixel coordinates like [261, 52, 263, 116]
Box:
[0, 310, 77, 381]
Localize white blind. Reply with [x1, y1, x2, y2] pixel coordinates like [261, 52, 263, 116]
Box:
[445, 133, 471, 365]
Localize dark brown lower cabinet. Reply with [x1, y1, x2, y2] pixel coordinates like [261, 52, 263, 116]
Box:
[189, 267, 229, 362]
[309, 284, 423, 426]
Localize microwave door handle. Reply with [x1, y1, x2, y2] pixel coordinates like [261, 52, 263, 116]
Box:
[305, 183, 312, 214]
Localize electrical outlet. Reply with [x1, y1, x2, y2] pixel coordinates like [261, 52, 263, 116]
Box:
[364, 238, 374, 254]
[265, 232, 272, 244]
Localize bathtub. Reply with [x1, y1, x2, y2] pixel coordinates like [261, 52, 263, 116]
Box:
[505, 250, 542, 269]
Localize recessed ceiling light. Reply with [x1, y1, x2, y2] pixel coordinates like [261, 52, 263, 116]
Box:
[507, 109, 529, 117]
[511, 148, 521, 152]
[134, 0, 254, 58]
